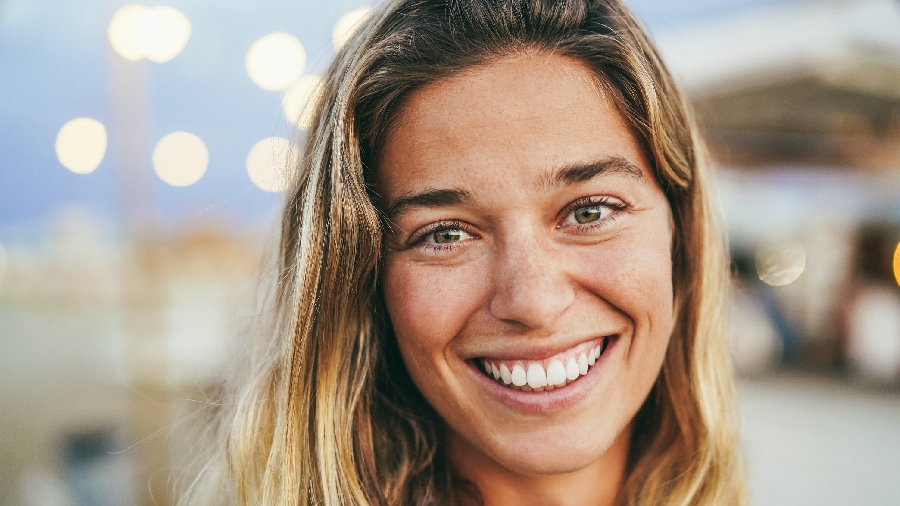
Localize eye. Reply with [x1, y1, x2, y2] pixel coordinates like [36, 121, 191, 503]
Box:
[572, 204, 609, 224]
[560, 197, 628, 229]
[430, 227, 468, 244]
[409, 220, 477, 252]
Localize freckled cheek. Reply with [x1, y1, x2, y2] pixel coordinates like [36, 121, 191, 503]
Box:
[381, 258, 488, 358]
[573, 232, 674, 329]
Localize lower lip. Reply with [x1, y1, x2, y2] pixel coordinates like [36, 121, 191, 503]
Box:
[467, 337, 619, 415]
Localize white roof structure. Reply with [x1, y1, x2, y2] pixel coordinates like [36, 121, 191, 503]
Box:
[656, 0, 900, 98]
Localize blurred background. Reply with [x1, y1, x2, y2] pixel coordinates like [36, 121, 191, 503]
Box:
[1, 0, 898, 504]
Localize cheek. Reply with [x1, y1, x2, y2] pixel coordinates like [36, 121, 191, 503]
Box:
[576, 226, 674, 415]
[576, 222, 674, 338]
[614, 224, 675, 374]
[381, 257, 485, 358]
[618, 244, 673, 323]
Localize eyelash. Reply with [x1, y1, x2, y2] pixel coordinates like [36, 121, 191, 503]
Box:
[409, 220, 474, 253]
[558, 196, 629, 232]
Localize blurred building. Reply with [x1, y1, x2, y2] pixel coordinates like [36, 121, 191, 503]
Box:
[0, 208, 270, 505]
[658, 0, 900, 374]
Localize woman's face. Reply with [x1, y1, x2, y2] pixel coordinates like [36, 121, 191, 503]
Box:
[377, 53, 674, 477]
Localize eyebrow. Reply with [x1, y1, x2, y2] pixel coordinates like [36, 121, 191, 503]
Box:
[383, 156, 646, 221]
[383, 187, 474, 221]
[547, 156, 646, 187]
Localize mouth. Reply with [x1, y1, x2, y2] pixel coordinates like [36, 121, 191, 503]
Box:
[475, 336, 613, 392]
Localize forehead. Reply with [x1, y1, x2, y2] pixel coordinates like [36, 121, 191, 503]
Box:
[375, 52, 652, 198]
[388, 53, 606, 134]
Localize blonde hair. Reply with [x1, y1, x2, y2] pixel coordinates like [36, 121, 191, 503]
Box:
[183, 1, 746, 504]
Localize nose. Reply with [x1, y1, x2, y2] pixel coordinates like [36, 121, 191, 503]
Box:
[489, 232, 576, 330]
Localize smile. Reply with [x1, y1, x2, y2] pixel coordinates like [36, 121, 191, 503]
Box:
[478, 337, 612, 392]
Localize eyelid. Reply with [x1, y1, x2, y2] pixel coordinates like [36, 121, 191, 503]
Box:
[558, 195, 629, 228]
[408, 220, 475, 247]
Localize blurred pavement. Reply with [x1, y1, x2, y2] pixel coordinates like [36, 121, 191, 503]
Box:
[739, 373, 900, 505]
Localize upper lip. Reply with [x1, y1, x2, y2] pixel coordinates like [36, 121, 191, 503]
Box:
[461, 333, 615, 362]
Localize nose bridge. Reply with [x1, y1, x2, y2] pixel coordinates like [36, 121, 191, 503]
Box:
[489, 224, 575, 329]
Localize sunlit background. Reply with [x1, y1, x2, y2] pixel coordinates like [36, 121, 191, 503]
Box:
[1, 0, 899, 505]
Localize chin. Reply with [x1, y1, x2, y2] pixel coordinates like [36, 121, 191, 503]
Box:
[453, 416, 628, 477]
[495, 444, 611, 476]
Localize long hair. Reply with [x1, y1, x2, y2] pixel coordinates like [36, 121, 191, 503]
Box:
[182, 1, 746, 504]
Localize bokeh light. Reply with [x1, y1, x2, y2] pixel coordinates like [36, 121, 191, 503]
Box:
[893, 240, 900, 287]
[55, 118, 107, 175]
[152, 132, 209, 187]
[282, 75, 324, 130]
[756, 238, 806, 287]
[246, 137, 294, 192]
[332, 7, 372, 51]
[245, 33, 306, 91]
[108, 5, 149, 60]
[108, 5, 191, 63]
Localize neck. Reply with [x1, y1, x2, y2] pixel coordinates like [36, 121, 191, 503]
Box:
[447, 426, 631, 506]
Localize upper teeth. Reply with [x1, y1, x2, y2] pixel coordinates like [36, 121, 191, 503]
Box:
[480, 341, 606, 391]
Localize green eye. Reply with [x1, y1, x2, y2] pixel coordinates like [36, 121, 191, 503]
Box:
[433, 229, 463, 244]
[574, 205, 605, 224]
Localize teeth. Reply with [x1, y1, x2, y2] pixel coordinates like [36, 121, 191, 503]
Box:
[511, 364, 527, 387]
[500, 364, 512, 384]
[565, 357, 580, 381]
[526, 363, 547, 389]
[546, 359, 567, 386]
[480, 338, 611, 392]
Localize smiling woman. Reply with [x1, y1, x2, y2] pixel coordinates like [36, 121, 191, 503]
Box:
[183, 1, 746, 505]
[378, 55, 677, 501]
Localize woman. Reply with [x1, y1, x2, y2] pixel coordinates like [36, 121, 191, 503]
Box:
[185, 0, 746, 504]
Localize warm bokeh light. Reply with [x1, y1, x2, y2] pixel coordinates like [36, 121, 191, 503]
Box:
[55, 118, 107, 174]
[245, 33, 306, 91]
[756, 238, 806, 287]
[144, 6, 191, 62]
[893, 241, 900, 287]
[108, 5, 149, 60]
[152, 132, 208, 187]
[282, 75, 324, 130]
[332, 7, 372, 51]
[246, 137, 294, 192]
[108, 5, 191, 63]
